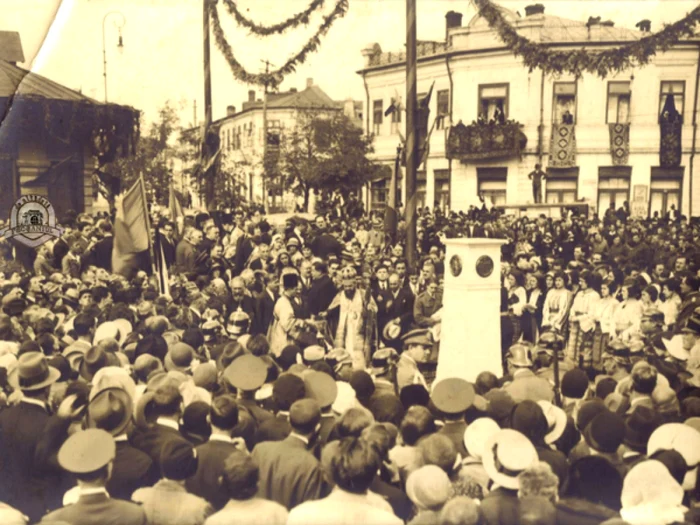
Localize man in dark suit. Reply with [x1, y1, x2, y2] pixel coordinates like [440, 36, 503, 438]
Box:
[130, 384, 185, 472]
[160, 221, 177, 268]
[41, 428, 147, 525]
[85, 221, 114, 272]
[228, 276, 257, 334]
[187, 395, 246, 510]
[0, 352, 64, 522]
[251, 399, 327, 510]
[385, 273, 415, 338]
[307, 261, 337, 317]
[255, 272, 279, 336]
[86, 388, 157, 500]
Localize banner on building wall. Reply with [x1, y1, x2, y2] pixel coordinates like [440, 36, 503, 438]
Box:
[630, 184, 648, 218]
[660, 122, 682, 168]
[609, 123, 630, 166]
[549, 124, 576, 168]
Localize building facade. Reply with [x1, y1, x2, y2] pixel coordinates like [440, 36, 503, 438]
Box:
[357, 6, 700, 219]
[213, 79, 362, 212]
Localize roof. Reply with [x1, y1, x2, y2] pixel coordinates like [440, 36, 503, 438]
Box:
[0, 32, 25, 63]
[0, 60, 94, 101]
[362, 8, 653, 69]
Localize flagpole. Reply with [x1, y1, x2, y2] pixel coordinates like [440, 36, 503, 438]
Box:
[139, 174, 158, 284]
[203, 0, 214, 207]
[405, 0, 418, 269]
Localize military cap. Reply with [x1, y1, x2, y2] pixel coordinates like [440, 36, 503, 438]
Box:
[431, 378, 475, 414]
[401, 329, 432, 348]
[325, 348, 352, 368]
[371, 347, 398, 375]
[303, 371, 338, 408]
[605, 340, 631, 364]
[224, 354, 267, 391]
[537, 331, 565, 352]
[58, 429, 115, 474]
[681, 314, 700, 335]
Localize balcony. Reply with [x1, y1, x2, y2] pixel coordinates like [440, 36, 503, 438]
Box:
[446, 120, 527, 161]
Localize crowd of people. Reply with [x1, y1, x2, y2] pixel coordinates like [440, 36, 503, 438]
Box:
[0, 199, 700, 525]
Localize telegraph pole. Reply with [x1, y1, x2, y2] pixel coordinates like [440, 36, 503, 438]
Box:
[203, 0, 214, 207]
[405, 0, 418, 268]
[261, 60, 273, 214]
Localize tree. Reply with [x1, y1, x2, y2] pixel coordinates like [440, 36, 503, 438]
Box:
[278, 111, 379, 211]
[103, 101, 180, 205]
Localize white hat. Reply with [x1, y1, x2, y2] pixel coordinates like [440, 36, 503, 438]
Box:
[538, 400, 567, 444]
[647, 422, 700, 490]
[620, 460, 686, 525]
[463, 417, 500, 460]
[482, 429, 538, 490]
[93, 322, 120, 345]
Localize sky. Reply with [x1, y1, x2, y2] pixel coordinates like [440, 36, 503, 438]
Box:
[3, 0, 697, 128]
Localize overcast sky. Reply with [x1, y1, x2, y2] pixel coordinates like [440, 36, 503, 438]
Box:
[3, 0, 696, 127]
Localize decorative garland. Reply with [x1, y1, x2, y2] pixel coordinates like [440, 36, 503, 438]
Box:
[210, 0, 348, 87]
[220, 0, 325, 36]
[473, 0, 700, 77]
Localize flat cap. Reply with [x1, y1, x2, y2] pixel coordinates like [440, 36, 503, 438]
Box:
[431, 378, 475, 414]
[224, 354, 267, 391]
[303, 371, 338, 408]
[58, 429, 115, 474]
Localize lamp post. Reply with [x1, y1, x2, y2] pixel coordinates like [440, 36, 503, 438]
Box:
[102, 11, 126, 103]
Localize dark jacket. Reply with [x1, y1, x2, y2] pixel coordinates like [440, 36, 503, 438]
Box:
[108, 440, 157, 501]
[0, 400, 64, 522]
[438, 420, 468, 458]
[251, 434, 326, 510]
[187, 438, 240, 510]
[129, 423, 184, 472]
[309, 233, 343, 260]
[556, 498, 620, 525]
[90, 235, 114, 272]
[255, 291, 277, 336]
[40, 492, 147, 525]
[307, 274, 337, 316]
[480, 487, 520, 525]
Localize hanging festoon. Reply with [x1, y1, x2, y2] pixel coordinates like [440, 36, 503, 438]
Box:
[472, 0, 700, 78]
[210, 0, 349, 87]
[220, 0, 326, 36]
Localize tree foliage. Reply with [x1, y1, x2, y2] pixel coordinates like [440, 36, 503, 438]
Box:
[278, 111, 379, 209]
[103, 101, 180, 204]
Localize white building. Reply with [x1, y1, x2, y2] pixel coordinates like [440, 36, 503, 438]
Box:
[214, 79, 362, 212]
[357, 5, 700, 219]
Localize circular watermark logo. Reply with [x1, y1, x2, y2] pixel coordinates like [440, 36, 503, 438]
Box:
[0, 195, 64, 248]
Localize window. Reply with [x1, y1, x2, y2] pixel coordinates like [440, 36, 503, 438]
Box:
[479, 84, 508, 123]
[650, 167, 683, 218]
[597, 167, 631, 218]
[373, 99, 383, 135]
[436, 90, 449, 130]
[659, 81, 685, 124]
[553, 82, 576, 124]
[390, 97, 402, 135]
[607, 82, 631, 124]
[477, 167, 507, 206]
[545, 168, 578, 204]
[434, 169, 450, 210]
[267, 120, 281, 148]
[371, 179, 388, 210]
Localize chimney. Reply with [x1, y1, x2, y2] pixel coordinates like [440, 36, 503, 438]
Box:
[636, 19, 651, 33]
[306, 78, 313, 88]
[361, 42, 382, 68]
[248, 90, 255, 102]
[445, 11, 463, 42]
[601, 20, 614, 27]
[524, 4, 545, 16]
[226, 105, 236, 117]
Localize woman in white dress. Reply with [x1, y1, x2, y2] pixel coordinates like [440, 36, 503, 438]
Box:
[591, 279, 618, 371]
[612, 281, 644, 342]
[660, 277, 682, 329]
[542, 272, 571, 334]
[567, 271, 601, 368]
[506, 270, 527, 344]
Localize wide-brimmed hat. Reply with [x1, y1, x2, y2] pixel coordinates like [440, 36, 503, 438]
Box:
[303, 371, 338, 408]
[406, 465, 452, 510]
[93, 322, 120, 345]
[647, 423, 700, 472]
[9, 352, 61, 391]
[538, 400, 567, 444]
[584, 411, 626, 454]
[371, 347, 398, 376]
[86, 387, 133, 437]
[463, 417, 500, 459]
[620, 460, 686, 525]
[482, 429, 538, 490]
[79, 346, 119, 382]
[383, 321, 402, 342]
[624, 405, 662, 453]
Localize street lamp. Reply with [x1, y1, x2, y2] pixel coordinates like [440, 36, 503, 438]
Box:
[102, 11, 126, 103]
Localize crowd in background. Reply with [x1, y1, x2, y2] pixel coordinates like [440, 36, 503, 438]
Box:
[0, 199, 700, 524]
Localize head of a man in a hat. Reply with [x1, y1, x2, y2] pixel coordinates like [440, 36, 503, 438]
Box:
[681, 313, 700, 351]
[58, 428, 116, 486]
[341, 266, 358, 297]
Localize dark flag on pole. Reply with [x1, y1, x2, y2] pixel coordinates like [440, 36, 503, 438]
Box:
[384, 145, 402, 244]
[153, 228, 170, 295]
[416, 81, 434, 165]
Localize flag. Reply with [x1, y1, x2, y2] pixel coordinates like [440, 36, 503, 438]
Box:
[419, 116, 438, 169]
[169, 186, 184, 235]
[112, 177, 152, 278]
[153, 228, 170, 295]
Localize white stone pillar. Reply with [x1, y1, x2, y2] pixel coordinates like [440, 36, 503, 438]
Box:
[436, 238, 506, 384]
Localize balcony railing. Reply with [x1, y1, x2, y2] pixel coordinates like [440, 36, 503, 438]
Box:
[446, 120, 527, 161]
